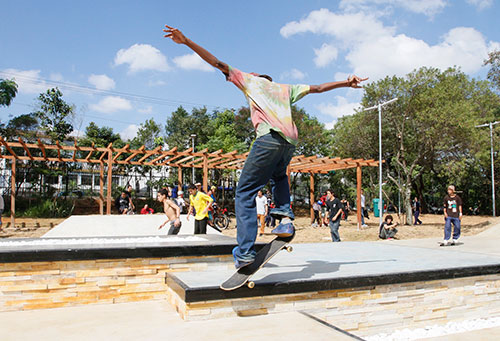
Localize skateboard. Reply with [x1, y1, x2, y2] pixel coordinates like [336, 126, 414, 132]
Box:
[220, 233, 295, 291]
[438, 241, 463, 247]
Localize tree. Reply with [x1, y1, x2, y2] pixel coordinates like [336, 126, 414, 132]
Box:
[332, 67, 499, 223]
[201, 109, 247, 153]
[80, 122, 123, 148]
[2, 113, 39, 140]
[33, 88, 74, 142]
[0, 79, 18, 107]
[130, 118, 162, 150]
[484, 49, 500, 92]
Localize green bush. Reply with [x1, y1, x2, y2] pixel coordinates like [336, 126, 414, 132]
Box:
[22, 199, 75, 218]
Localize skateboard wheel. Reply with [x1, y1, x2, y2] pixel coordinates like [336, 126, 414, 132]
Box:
[247, 281, 255, 289]
[286, 246, 293, 252]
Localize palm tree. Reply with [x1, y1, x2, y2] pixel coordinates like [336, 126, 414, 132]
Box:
[0, 79, 18, 107]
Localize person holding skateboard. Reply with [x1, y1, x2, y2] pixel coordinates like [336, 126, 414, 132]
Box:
[163, 25, 368, 269]
[442, 185, 462, 246]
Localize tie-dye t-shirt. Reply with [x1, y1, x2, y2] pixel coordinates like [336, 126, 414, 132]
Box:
[227, 66, 310, 145]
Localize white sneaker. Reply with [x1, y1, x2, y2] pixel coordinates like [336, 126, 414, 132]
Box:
[441, 240, 450, 246]
[362, 224, 368, 228]
[452, 239, 459, 245]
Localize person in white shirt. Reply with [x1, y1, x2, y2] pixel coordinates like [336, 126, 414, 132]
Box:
[255, 190, 268, 236]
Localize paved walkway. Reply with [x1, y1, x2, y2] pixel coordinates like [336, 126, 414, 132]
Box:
[0, 300, 358, 341]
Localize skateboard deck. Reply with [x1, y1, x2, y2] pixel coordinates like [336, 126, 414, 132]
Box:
[220, 233, 295, 291]
[438, 241, 464, 247]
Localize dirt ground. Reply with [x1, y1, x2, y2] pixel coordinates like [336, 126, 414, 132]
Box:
[1, 213, 498, 242]
[220, 213, 500, 244]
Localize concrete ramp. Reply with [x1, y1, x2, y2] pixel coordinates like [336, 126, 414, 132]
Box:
[42, 214, 221, 238]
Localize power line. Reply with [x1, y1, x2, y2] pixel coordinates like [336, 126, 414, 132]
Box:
[0, 70, 222, 109]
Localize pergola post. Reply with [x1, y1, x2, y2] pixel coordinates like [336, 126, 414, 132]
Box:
[309, 173, 315, 223]
[99, 162, 104, 215]
[203, 153, 208, 192]
[106, 146, 113, 215]
[356, 165, 362, 230]
[10, 160, 15, 228]
[178, 167, 183, 192]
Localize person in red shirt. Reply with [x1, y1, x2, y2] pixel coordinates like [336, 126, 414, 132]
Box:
[140, 204, 154, 215]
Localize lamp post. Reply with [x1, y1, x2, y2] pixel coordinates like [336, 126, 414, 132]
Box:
[475, 121, 500, 216]
[190, 134, 196, 184]
[364, 97, 398, 227]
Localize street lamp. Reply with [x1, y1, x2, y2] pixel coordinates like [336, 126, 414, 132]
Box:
[364, 97, 398, 227]
[475, 121, 500, 216]
[190, 134, 196, 184]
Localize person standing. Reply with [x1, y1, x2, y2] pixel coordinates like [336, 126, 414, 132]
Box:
[312, 199, 321, 227]
[163, 25, 367, 269]
[255, 190, 268, 236]
[413, 197, 423, 225]
[176, 190, 187, 214]
[361, 189, 368, 228]
[340, 196, 350, 221]
[124, 185, 135, 213]
[157, 188, 182, 235]
[187, 184, 213, 234]
[326, 190, 343, 242]
[442, 185, 463, 246]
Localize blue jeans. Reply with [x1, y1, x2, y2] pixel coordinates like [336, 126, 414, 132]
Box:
[444, 217, 461, 240]
[361, 208, 366, 225]
[329, 220, 341, 242]
[233, 131, 295, 262]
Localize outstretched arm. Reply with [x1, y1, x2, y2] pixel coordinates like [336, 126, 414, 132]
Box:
[309, 75, 368, 93]
[163, 25, 229, 76]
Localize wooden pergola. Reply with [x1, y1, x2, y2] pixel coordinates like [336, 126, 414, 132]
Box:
[0, 137, 379, 229]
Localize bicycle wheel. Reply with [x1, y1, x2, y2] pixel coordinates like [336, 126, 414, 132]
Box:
[214, 216, 227, 230]
[222, 214, 230, 229]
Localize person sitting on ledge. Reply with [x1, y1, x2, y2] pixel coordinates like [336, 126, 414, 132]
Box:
[379, 214, 398, 240]
[115, 191, 132, 215]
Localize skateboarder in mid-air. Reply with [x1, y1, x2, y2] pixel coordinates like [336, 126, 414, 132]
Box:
[163, 25, 368, 269]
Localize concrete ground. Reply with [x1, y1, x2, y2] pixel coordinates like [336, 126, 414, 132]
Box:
[43, 214, 220, 238]
[2, 222, 500, 340]
[0, 300, 358, 341]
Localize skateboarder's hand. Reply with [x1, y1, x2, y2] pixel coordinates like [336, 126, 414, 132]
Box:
[164, 25, 188, 44]
[347, 75, 368, 88]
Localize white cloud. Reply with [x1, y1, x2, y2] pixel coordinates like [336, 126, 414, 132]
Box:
[88, 74, 115, 90]
[172, 53, 214, 72]
[89, 96, 132, 113]
[339, 0, 448, 17]
[114, 44, 169, 73]
[314, 43, 339, 67]
[49, 73, 64, 82]
[138, 105, 153, 114]
[466, 0, 493, 10]
[281, 9, 500, 82]
[280, 68, 307, 81]
[1, 68, 50, 94]
[120, 124, 139, 141]
[148, 79, 166, 87]
[316, 96, 362, 126]
[69, 129, 84, 138]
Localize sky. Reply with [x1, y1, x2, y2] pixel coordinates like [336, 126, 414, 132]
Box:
[1, 0, 499, 141]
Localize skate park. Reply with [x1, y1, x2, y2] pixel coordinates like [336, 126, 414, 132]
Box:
[2, 2, 500, 339]
[1, 213, 500, 340]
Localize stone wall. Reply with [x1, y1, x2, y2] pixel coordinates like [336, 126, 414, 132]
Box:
[0, 255, 231, 312]
[167, 273, 500, 337]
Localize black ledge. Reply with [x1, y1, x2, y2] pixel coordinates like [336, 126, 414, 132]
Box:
[0, 235, 265, 263]
[167, 263, 500, 303]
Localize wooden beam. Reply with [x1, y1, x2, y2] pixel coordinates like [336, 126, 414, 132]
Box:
[203, 153, 208, 192]
[18, 137, 33, 160]
[10, 160, 15, 228]
[310, 173, 315, 223]
[113, 144, 130, 161]
[357, 165, 362, 230]
[0, 137, 18, 159]
[106, 145, 113, 215]
[99, 162, 104, 215]
[37, 139, 46, 158]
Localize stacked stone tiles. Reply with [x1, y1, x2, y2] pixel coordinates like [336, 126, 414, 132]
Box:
[167, 273, 500, 337]
[0, 255, 231, 312]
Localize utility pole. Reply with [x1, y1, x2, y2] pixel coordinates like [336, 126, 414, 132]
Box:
[475, 121, 500, 216]
[364, 98, 398, 226]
